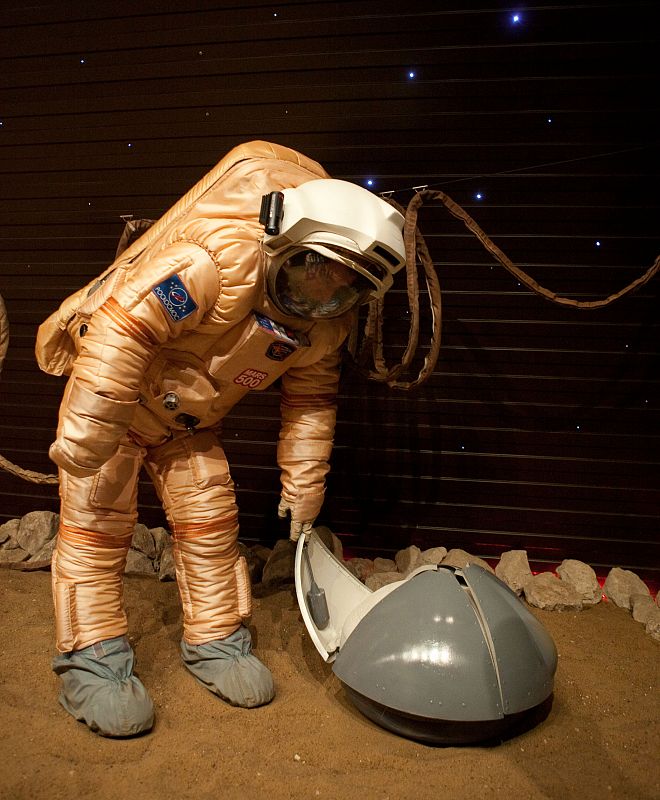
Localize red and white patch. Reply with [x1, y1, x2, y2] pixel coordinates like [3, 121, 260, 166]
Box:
[233, 368, 268, 389]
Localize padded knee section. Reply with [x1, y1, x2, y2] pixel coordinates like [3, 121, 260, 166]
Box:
[173, 520, 252, 644]
[52, 525, 133, 652]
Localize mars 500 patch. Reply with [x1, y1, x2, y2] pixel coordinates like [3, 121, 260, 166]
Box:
[152, 275, 198, 322]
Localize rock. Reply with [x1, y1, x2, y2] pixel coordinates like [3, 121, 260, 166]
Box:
[159, 544, 176, 581]
[523, 572, 583, 611]
[556, 559, 601, 605]
[131, 523, 156, 560]
[373, 557, 396, 573]
[261, 539, 296, 585]
[0, 546, 29, 564]
[603, 567, 650, 610]
[125, 549, 155, 575]
[149, 527, 171, 560]
[495, 550, 533, 596]
[250, 544, 272, 564]
[645, 608, 660, 641]
[347, 557, 374, 581]
[15, 511, 58, 556]
[441, 548, 495, 574]
[395, 545, 423, 575]
[0, 518, 19, 545]
[365, 571, 404, 591]
[631, 593, 656, 625]
[315, 526, 343, 560]
[28, 536, 57, 565]
[421, 547, 447, 566]
[238, 541, 266, 584]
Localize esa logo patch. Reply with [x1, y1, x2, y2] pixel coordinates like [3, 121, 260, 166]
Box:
[152, 275, 198, 322]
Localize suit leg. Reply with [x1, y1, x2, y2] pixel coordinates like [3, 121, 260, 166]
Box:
[145, 430, 251, 645]
[52, 440, 144, 652]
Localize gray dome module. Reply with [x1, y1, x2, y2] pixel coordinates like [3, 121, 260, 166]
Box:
[295, 533, 557, 745]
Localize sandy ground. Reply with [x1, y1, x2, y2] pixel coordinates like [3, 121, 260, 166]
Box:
[0, 569, 658, 800]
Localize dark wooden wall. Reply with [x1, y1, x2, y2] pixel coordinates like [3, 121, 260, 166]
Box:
[1, 1, 658, 578]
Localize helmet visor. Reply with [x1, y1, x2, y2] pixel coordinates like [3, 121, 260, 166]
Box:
[272, 250, 373, 319]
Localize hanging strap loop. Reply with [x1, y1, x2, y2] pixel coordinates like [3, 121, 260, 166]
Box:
[351, 189, 660, 391]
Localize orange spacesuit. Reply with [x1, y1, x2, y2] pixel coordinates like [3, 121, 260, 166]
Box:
[36, 140, 405, 736]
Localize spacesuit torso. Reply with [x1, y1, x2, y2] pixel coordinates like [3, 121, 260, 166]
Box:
[38, 142, 350, 477]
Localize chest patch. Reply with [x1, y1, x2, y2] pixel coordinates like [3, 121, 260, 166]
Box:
[153, 275, 198, 322]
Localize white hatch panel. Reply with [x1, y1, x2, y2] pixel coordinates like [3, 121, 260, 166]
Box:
[294, 531, 372, 661]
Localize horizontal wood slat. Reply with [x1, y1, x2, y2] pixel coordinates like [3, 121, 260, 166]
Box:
[1, 1, 658, 578]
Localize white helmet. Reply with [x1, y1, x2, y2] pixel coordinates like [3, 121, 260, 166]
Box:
[261, 179, 405, 319]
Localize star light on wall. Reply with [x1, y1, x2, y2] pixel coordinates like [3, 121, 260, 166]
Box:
[407, 70, 416, 79]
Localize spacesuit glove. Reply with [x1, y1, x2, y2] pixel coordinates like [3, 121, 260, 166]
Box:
[277, 498, 315, 543]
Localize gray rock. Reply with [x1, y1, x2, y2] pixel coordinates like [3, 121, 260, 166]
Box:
[315, 526, 343, 561]
[556, 559, 601, 606]
[373, 556, 396, 573]
[441, 548, 495, 574]
[495, 550, 533, 596]
[16, 511, 58, 556]
[149, 526, 171, 559]
[365, 571, 404, 591]
[0, 546, 29, 564]
[421, 547, 447, 566]
[347, 557, 375, 581]
[131, 523, 156, 560]
[0, 518, 19, 545]
[261, 539, 296, 585]
[238, 541, 266, 584]
[395, 545, 423, 575]
[125, 549, 155, 575]
[28, 536, 57, 565]
[159, 544, 176, 581]
[645, 608, 660, 641]
[603, 567, 650, 610]
[631, 593, 656, 625]
[523, 572, 583, 611]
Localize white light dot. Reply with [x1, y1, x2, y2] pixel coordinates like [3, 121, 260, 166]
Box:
[88, 202, 91, 206]
[595, 240, 601, 246]
[576, 425, 580, 430]
[475, 192, 483, 200]
[512, 13, 521, 23]
[408, 71, 416, 79]
[367, 179, 373, 186]
[273, 11, 278, 16]
[127, 143, 132, 147]
[205, 111, 210, 117]
[198, 50, 203, 55]
[80, 58, 85, 64]
[547, 117, 553, 123]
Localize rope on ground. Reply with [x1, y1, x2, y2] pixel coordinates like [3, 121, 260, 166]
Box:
[0, 292, 59, 485]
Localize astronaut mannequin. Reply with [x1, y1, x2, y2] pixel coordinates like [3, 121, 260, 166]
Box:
[35, 141, 406, 737]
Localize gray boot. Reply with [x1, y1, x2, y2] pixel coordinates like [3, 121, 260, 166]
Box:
[52, 635, 154, 738]
[181, 626, 274, 708]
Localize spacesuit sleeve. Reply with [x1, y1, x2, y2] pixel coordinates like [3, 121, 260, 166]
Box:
[277, 347, 343, 524]
[50, 242, 220, 476]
